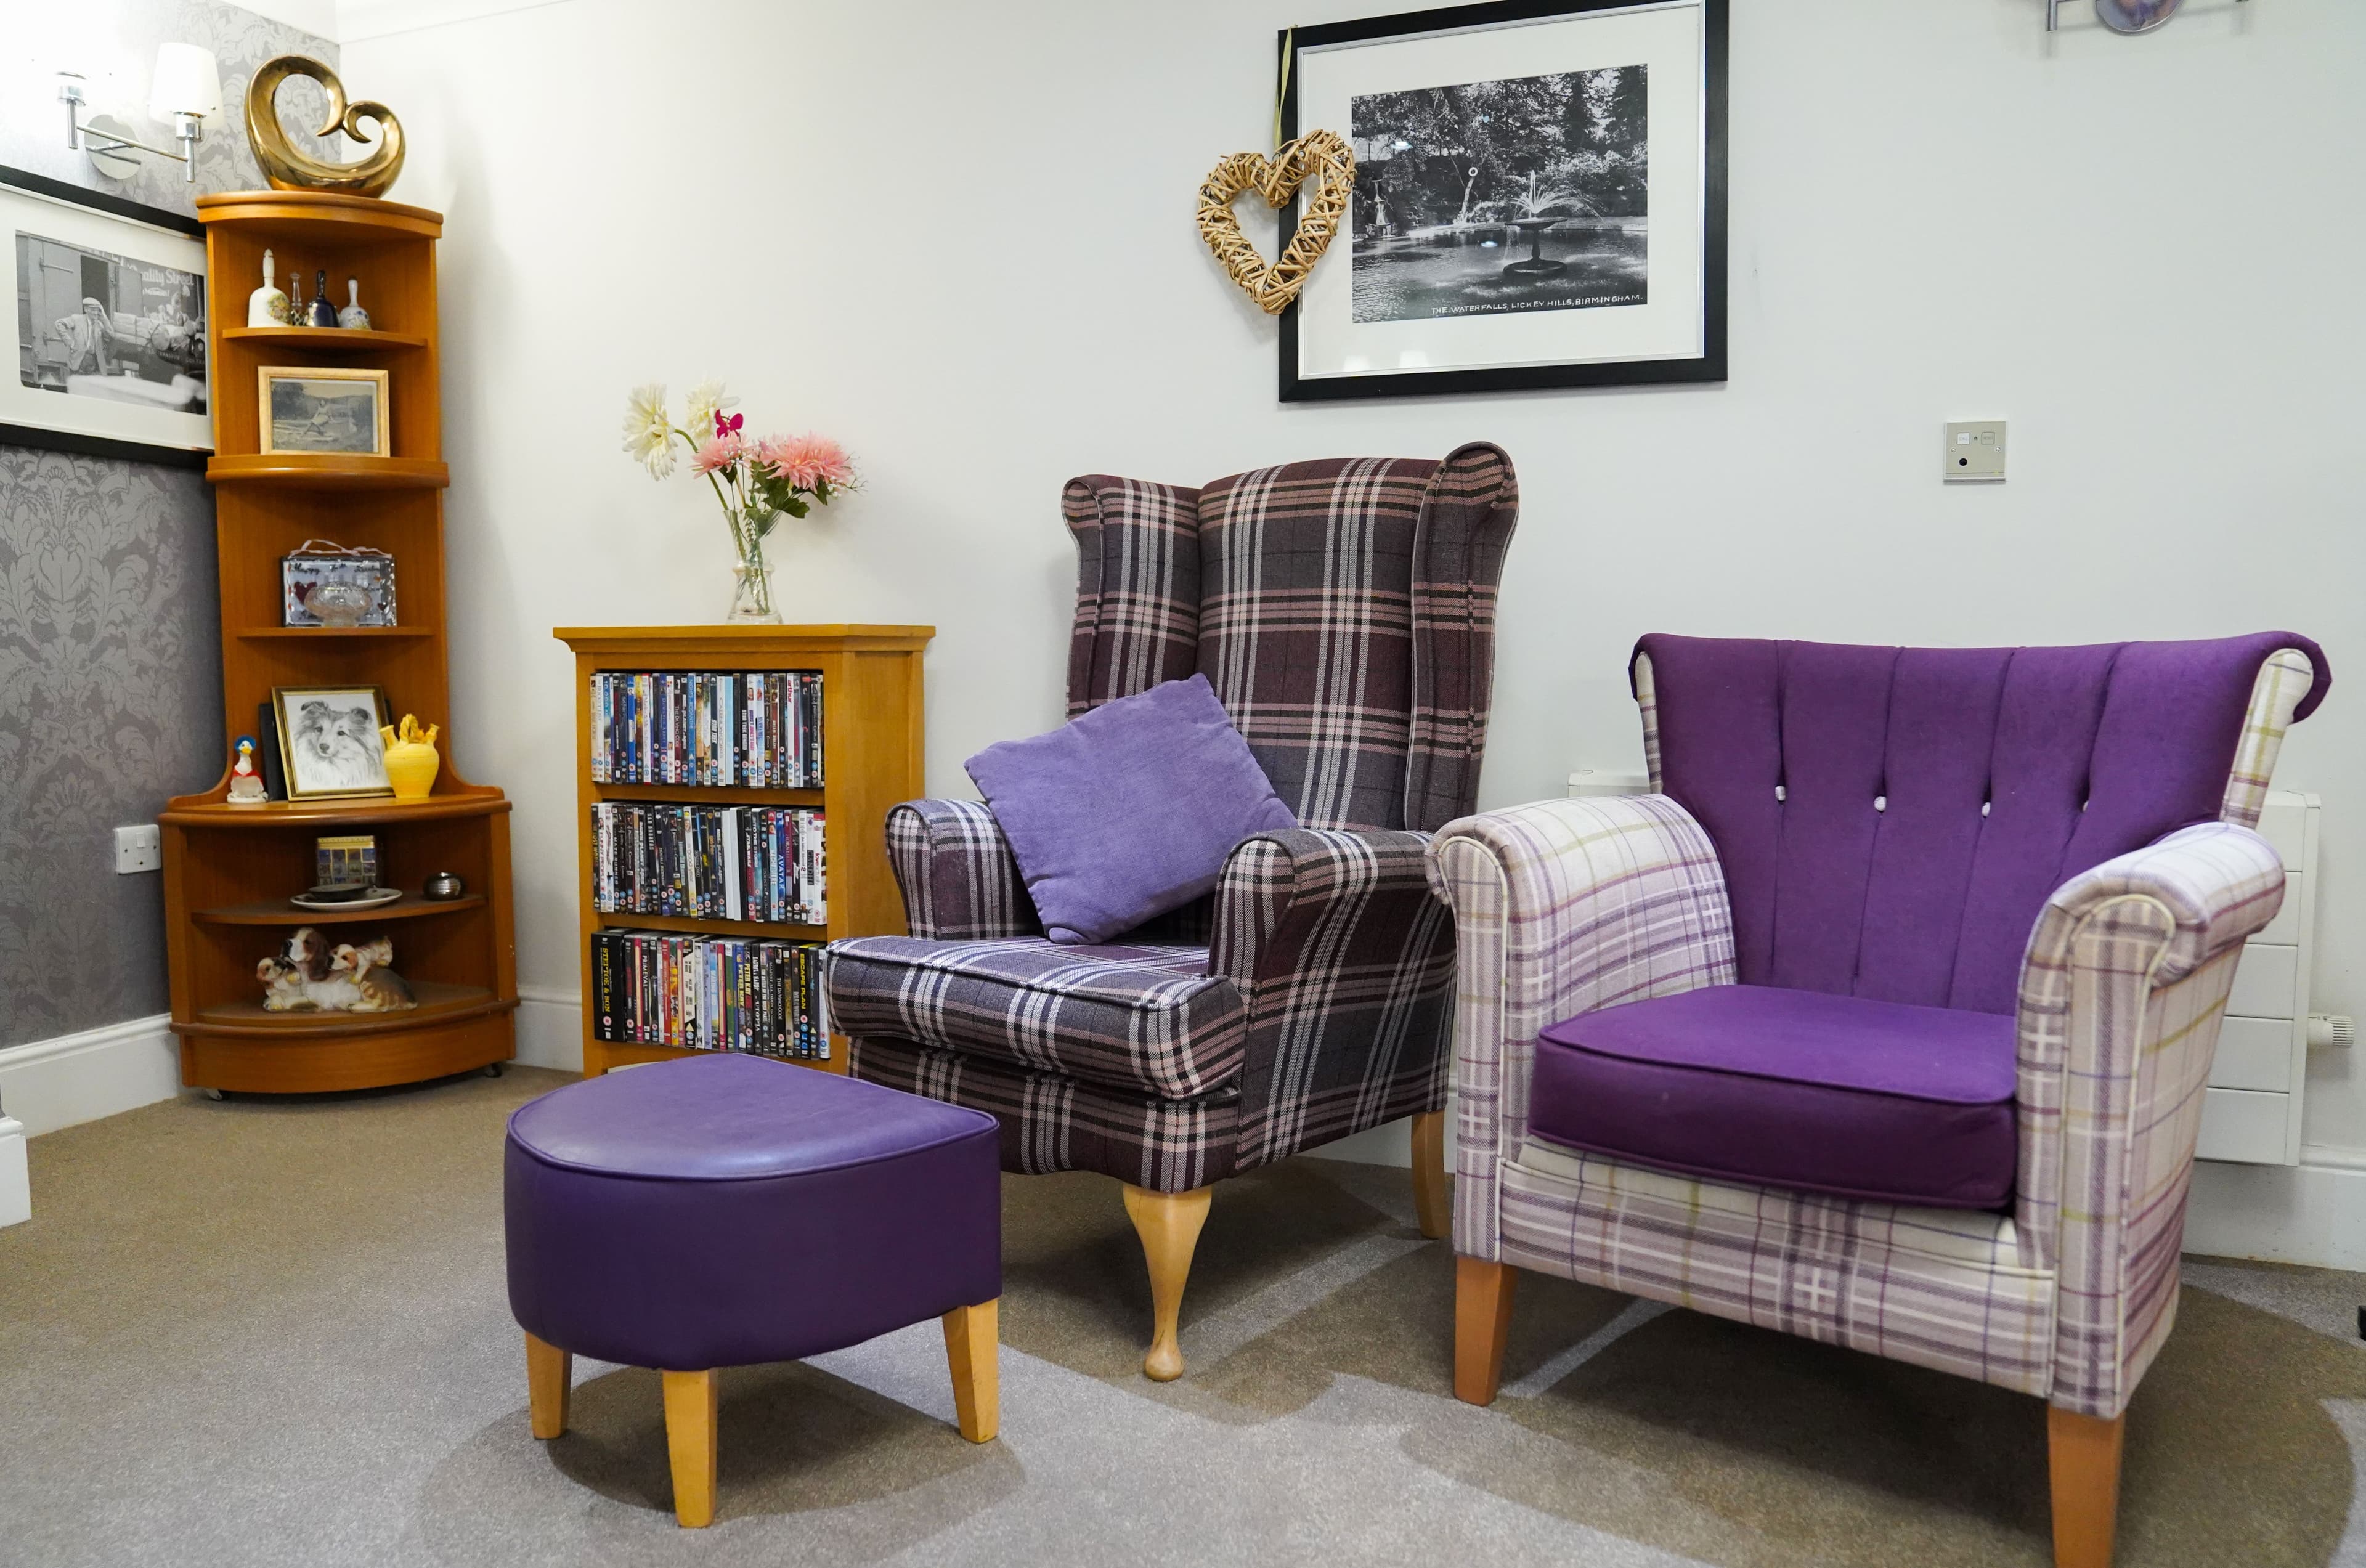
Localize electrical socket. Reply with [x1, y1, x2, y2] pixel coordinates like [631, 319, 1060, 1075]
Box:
[114, 824, 161, 874]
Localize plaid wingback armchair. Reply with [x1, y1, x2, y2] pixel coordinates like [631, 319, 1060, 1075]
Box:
[825, 446, 1517, 1379]
[1429, 632, 2326, 1568]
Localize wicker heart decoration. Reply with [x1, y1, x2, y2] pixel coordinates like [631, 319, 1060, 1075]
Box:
[1196, 131, 1356, 315]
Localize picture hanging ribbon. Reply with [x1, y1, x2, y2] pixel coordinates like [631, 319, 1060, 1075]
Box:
[1196, 130, 1356, 315]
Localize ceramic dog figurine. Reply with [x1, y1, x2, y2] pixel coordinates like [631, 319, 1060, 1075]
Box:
[256, 954, 360, 1012]
[330, 939, 415, 1012]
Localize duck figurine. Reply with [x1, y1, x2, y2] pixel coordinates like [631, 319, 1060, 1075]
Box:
[227, 736, 269, 805]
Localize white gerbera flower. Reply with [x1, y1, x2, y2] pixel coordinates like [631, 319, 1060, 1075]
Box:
[683, 378, 738, 438]
[622, 383, 675, 477]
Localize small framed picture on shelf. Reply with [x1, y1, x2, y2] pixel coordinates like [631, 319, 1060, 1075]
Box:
[271, 684, 394, 800]
[258, 365, 389, 457]
[282, 540, 397, 627]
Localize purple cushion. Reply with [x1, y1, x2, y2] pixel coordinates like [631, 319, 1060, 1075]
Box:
[966, 673, 1297, 944]
[1635, 632, 2328, 1013]
[1531, 984, 2018, 1209]
[505, 1054, 1001, 1370]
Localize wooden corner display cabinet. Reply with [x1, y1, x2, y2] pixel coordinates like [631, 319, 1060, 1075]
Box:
[555, 626, 933, 1077]
[162, 191, 519, 1095]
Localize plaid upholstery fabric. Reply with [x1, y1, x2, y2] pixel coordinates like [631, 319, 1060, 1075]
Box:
[853, 1035, 1241, 1190]
[2219, 648, 2315, 827]
[1063, 475, 1202, 717]
[1405, 443, 1519, 832]
[823, 936, 1239, 1099]
[1428, 795, 1736, 1264]
[1503, 1140, 2056, 1397]
[1210, 829, 1457, 1171]
[884, 799, 1039, 941]
[2012, 821, 2285, 1415]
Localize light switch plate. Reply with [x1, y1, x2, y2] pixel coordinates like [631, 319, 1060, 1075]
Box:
[1945, 421, 2007, 482]
[114, 824, 161, 874]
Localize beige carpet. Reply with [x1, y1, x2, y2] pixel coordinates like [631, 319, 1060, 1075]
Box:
[3, 1066, 2362, 1566]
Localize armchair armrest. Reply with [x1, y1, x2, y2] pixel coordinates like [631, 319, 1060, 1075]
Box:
[1209, 827, 1456, 1168]
[1427, 795, 1734, 1257]
[883, 798, 1041, 942]
[2013, 820, 2285, 1417]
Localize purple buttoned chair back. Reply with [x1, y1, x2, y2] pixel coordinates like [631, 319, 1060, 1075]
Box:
[1634, 633, 2330, 1015]
[1062, 445, 1518, 834]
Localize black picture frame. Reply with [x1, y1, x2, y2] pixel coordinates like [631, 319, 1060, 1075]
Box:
[0, 162, 211, 468]
[1278, 0, 1728, 402]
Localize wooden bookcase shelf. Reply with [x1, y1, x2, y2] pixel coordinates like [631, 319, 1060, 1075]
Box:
[163, 190, 517, 1097]
[556, 625, 933, 1078]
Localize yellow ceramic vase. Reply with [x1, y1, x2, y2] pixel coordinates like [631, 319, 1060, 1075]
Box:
[381, 714, 441, 800]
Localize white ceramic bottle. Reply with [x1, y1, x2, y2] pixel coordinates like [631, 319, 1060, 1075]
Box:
[337, 277, 371, 331]
[247, 248, 291, 327]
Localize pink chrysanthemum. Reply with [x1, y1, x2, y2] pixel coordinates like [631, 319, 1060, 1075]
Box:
[758, 433, 855, 491]
[691, 430, 746, 476]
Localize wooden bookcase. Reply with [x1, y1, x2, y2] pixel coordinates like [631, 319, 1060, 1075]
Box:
[553, 626, 933, 1076]
[161, 191, 518, 1095]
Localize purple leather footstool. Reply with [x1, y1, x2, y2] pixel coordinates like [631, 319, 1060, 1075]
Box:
[503, 1052, 1002, 1527]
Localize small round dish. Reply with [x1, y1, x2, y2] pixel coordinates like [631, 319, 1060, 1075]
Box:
[290, 887, 402, 911]
[2094, 0, 2181, 33]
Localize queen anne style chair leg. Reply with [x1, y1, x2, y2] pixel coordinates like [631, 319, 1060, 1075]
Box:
[661, 1368, 719, 1528]
[1410, 1110, 1449, 1240]
[1453, 1256, 1518, 1406]
[941, 1299, 1001, 1442]
[1122, 1182, 1213, 1382]
[524, 1331, 571, 1439]
[2049, 1406, 2126, 1568]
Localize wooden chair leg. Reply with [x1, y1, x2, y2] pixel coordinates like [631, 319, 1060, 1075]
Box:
[1454, 1254, 1518, 1406]
[2049, 1405, 2126, 1568]
[661, 1368, 719, 1528]
[1410, 1110, 1449, 1240]
[524, 1331, 571, 1439]
[1121, 1182, 1213, 1382]
[941, 1298, 1000, 1442]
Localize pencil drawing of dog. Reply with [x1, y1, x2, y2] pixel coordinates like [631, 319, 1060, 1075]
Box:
[289, 700, 384, 790]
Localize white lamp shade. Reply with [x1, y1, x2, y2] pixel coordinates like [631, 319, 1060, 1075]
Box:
[148, 43, 222, 121]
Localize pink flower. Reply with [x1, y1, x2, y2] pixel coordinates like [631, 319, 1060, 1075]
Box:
[758, 433, 855, 491]
[691, 430, 746, 475]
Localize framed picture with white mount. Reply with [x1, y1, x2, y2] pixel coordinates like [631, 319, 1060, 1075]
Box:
[1277, 0, 1727, 402]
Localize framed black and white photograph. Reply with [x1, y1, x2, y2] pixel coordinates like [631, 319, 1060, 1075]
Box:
[259, 365, 389, 457]
[1280, 0, 1726, 401]
[1, 164, 210, 464]
[272, 685, 394, 802]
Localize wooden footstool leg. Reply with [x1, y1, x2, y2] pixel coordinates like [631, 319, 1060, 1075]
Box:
[942, 1299, 1000, 1442]
[525, 1332, 572, 1439]
[661, 1368, 718, 1528]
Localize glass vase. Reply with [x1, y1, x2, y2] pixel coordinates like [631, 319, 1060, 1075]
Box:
[726, 529, 779, 624]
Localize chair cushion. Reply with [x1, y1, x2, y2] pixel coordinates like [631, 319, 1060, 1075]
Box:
[1530, 984, 2018, 1209]
[823, 935, 1245, 1100]
[966, 673, 1297, 944]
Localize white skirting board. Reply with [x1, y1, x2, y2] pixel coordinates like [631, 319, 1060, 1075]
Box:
[2184, 1148, 2366, 1272]
[0, 1117, 28, 1229]
[514, 986, 585, 1074]
[0, 1014, 181, 1138]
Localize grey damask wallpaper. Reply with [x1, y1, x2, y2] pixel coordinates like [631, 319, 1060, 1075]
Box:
[0, 1, 337, 1047]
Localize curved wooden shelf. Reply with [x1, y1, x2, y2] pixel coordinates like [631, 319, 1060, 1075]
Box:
[596, 911, 826, 941]
[218, 325, 428, 352]
[163, 790, 510, 829]
[235, 625, 432, 640]
[194, 893, 486, 927]
[194, 189, 443, 242]
[206, 453, 447, 490]
[178, 981, 513, 1040]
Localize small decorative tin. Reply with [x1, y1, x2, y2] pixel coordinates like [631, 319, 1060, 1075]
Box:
[422, 871, 465, 901]
[283, 538, 396, 628]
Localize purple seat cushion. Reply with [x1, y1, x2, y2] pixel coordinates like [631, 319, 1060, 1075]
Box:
[505, 1054, 1001, 1370]
[1531, 984, 2018, 1209]
[1635, 632, 2328, 1013]
[966, 673, 1297, 944]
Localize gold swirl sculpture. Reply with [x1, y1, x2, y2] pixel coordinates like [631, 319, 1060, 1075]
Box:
[245, 55, 405, 199]
[1196, 131, 1355, 315]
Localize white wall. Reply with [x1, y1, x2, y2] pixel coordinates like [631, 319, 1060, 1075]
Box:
[347, 1, 2366, 1145]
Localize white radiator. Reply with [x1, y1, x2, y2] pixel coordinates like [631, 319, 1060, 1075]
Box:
[2197, 790, 2320, 1166]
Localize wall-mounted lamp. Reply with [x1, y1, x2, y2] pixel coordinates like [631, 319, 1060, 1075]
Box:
[2047, 0, 2249, 31]
[60, 43, 222, 182]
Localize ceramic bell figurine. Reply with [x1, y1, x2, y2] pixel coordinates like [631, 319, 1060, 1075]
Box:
[337, 277, 371, 331]
[247, 250, 291, 328]
[227, 736, 269, 804]
[380, 714, 441, 800]
[307, 269, 338, 328]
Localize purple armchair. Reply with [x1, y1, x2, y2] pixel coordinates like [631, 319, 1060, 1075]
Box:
[826, 447, 1518, 1379]
[1430, 632, 2325, 1568]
